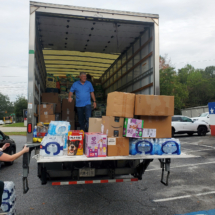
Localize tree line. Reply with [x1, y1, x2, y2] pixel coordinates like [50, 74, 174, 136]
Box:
[160, 56, 215, 114]
[0, 94, 27, 120]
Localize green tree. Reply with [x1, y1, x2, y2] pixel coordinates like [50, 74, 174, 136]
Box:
[0, 93, 14, 119]
[186, 71, 214, 107]
[14, 95, 27, 118]
[160, 67, 188, 114]
[178, 64, 195, 84]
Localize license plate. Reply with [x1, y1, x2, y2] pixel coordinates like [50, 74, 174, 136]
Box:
[79, 168, 95, 177]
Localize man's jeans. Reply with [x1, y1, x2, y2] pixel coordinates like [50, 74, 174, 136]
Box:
[76, 105, 92, 132]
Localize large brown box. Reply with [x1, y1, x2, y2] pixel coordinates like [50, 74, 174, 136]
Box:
[55, 103, 61, 113]
[135, 95, 174, 116]
[102, 116, 124, 137]
[42, 93, 59, 104]
[106, 92, 135, 118]
[107, 137, 129, 156]
[37, 104, 55, 115]
[140, 116, 172, 138]
[62, 112, 75, 121]
[62, 99, 75, 120]
[40, 115, 55, 123]
[62, 99, 75, 111]
[88, 118, 102, 133]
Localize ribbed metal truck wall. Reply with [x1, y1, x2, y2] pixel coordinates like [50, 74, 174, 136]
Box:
[101, 27, 157, 95]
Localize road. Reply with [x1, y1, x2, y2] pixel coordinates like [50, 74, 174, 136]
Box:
[1, 134, 215, 215]
[0, 125, 26, 132]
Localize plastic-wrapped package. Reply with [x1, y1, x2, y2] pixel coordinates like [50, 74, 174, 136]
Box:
[1, 181, 16, 214]
[2, 182, 15, 201]
[40, 136, 64, 156]
[129, 139, 154, 155]
[48, 121, 70, 149]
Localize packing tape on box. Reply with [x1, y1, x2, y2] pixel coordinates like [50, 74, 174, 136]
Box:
[122, 93, 127, 116]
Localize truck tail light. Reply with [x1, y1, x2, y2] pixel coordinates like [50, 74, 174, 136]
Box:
[27, 123, 32, 133]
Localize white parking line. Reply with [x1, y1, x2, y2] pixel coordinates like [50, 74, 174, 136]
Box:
[146, 161, 215, 172]
[153, 191, 215, 202]
[183, 148, 215, 153]
[181, 141, 215, 149]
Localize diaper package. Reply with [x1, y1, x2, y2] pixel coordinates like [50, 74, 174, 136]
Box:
[40, 136, 64, 156]
[48, 121, 70, 149]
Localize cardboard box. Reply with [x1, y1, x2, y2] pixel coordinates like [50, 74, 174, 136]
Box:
[85, 133, 107, 157]
[62, 98, 75, 110]
[37, 104, 55, 115]
[62, 111, 75, 121]
[55, 103, 61, 113]
[106, 92, 135, 118]
[123, 118, 144, 138]
[40, 115, 55, 123]
[102, 116, 124, 137]
[68, 130, 84, 156]
[107, 137, 129, 156]
[140, 116, 172, 138]
[42, 93, 59, 104]
[135, 95, 174, 116]
[89, 118, 102, 133]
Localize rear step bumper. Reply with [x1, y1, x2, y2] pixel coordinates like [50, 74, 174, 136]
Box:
[52, 178, 138, 185]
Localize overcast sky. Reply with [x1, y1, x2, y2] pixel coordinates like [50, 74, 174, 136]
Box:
[0, 0, 215, 102]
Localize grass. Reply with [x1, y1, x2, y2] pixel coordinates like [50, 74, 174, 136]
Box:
[4, 132, 27, 136]
[3, 122, 26, 127]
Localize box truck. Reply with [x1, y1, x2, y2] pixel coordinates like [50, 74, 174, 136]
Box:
[23, 1, 195, 193]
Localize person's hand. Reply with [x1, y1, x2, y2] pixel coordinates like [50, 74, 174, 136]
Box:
[2, 143, 10, 151]
[93, 102, 97, 109]
[68, 97, 73, 103]
[22, 145, 29, 153]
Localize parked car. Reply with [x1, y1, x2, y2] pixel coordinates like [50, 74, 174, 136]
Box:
[0, 120, 4, 125]
[192, 112, 210, 124]
[172, 115, 210, 136]
[0, 130, 16, 166]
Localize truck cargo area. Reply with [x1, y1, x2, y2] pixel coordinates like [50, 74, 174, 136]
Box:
[27, 1, 159, 142]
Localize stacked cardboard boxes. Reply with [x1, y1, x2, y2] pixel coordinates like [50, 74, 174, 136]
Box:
[62, 99, 75, 130]
[135, 95, 174, 138]
[105, 92, 136, 156]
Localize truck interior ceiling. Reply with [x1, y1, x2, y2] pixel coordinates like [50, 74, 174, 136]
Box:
[35, 12, 155, 96]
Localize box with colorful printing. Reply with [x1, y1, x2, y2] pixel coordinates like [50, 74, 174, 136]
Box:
[68, 130, 84, 156]
[85, 133, 107, 157]
[123, 118, 144, 138]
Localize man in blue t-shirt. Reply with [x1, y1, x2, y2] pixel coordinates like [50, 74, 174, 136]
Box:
[68, 72, 96, 132]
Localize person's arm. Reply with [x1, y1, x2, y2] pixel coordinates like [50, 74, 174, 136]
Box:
[90, 92, 97, 109]
[68, 92, 73, 103]
[68, 83, 75, 103]
[0, 145, 29, 162]
[0, 143, 10, 151]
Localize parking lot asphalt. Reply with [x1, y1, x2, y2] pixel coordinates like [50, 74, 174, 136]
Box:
[1, 134, 215, 215]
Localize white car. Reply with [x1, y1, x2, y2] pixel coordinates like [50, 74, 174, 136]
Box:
[172, 115, 210, 136]
[0, 120, 4, 125]
[192, 112, 210, 124]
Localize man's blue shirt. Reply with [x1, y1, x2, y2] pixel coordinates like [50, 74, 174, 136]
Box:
[70, 80, 94, 107]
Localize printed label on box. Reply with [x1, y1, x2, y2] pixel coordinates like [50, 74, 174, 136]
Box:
[142, 129, 156, 138]
[108, 138, 116, 145]
[43, 104, 47, 108]
[69, 135, 82, 141]
[67, 108, 70, 114]
[44, 111, 48, 115]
